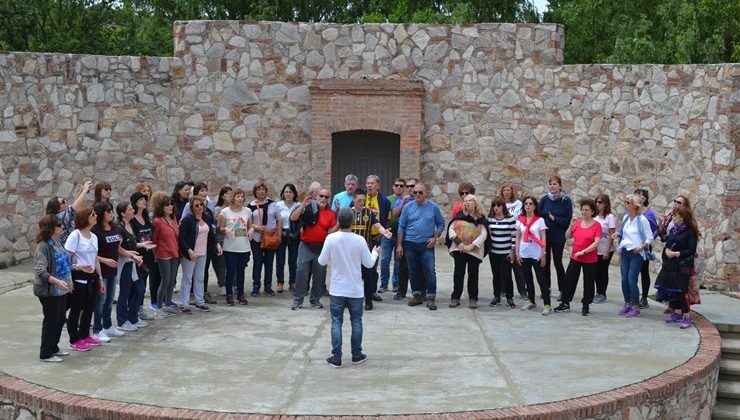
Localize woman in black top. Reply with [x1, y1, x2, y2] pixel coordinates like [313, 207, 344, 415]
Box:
[655, 206, 699, 329]
[171, 180, 193, 222]
[130, 192, 158, 320]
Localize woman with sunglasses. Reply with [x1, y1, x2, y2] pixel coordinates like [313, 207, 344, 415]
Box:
[179, 196, 222, 313]
[655, 206, 699, 329]
[93, 182, 113, 209]
[593, 194, 616, 303]
[616, 194, 654, 318]
[45, 180, 93, 244]
[450, 182, 475, 218]
[633, 188, 659, 309]
[65, 207, 105, 351]
[115, 201, 147, 331]
[446, 194, 488, 309]
[487, 196, 517, 309]
[659, 195, 691, 240]
[151, 194, 180, 317]
[515, 196, 551, 315]
[34, 215, 72, 362]
[91, 203, 123, 343]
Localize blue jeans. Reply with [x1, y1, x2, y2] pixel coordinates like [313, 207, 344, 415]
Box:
[250, 240, 275, 291]
[276, 236, 299, 285]
[224, 251, 250, 296]
[330, 295, 364, 359]
[620, 248, 643, 305]
[403, 240, 437, 297]
[94, 276, 117, 333]
[116, 262, 143, 326]
[379, 236, 398, 288]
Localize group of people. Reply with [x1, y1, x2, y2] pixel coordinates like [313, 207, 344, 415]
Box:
[32, 173, 700, 364]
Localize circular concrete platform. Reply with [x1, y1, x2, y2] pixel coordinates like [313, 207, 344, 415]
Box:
[0, 252, 707, 417]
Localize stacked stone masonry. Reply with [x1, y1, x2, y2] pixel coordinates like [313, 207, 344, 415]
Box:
[0, 20, 737, 288]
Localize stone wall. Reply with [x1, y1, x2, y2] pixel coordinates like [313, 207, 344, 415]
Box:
[0, 20, 737, 287]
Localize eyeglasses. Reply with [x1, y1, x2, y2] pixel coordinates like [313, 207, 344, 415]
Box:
[104, 187, 111, 191]
[318, 195, 330, 199]
[90, 213, 97, 217]
[406, 185, 416, 189]
[412, 191, 424, 195]
[459, 191, 470, 197]
[59, 200, 67, 205]
[493, 204, 503, 207]
[55, 224, 63, 228]
[193, 203, 204, 208]
[595, 200, 603, 204]
[164, 202, 173, 206]
[673, 200, 684, 205]
[624, 201, 631, 205]
[393, 184, 405, 188]
[524, 202, 534, 206]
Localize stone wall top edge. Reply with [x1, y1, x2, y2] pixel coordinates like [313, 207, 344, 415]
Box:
[559, 62, 739, 71]
[172, 19, 564, 30]
[0, 51, 179, 62]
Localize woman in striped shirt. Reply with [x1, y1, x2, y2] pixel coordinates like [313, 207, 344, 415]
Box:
[487, 196, 517, 309]
[501, 183, 527, 300]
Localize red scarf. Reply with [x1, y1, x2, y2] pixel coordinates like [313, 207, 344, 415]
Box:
[519, 215, 545, 247]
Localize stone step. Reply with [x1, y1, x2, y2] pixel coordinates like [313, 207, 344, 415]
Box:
[722, 359, 740, 378]
[713, 401, 740, 420]
[716, 323, 740, 334]
[723, 338, 740, 355]
[718, 380, 740, 401]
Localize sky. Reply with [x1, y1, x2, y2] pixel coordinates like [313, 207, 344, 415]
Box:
[532, 0, 549, 16]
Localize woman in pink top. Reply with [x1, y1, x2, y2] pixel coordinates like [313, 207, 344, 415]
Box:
[554, 198, 602, 316]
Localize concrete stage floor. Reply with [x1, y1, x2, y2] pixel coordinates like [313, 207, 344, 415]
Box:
[0, 248, 700, 416]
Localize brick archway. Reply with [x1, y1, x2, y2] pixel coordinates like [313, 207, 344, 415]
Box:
[308, 79, 424, 191]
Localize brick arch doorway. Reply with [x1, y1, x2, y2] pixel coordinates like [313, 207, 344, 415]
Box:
[331, 130, 400, 197]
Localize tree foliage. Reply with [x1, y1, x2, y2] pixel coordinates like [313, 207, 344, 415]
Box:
[0, 0, 736, 64]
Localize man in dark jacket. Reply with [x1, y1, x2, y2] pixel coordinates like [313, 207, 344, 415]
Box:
[363, 175, 392, 303]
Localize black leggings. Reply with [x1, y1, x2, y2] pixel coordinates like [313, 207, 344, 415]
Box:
[546, 242, 566, 292]
[67, 273, 97, 343]
[595, 252, 613, 295]
[521, 258, 550, 305]
[489, 253, 513, 300]
[640, 259, 651, 299]
[451, 251, 480, 301]
[562, 259, 596, 305]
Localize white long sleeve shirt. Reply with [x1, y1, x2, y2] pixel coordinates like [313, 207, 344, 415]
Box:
[618, 214, 654, 251]
[318, 231, 378, 298]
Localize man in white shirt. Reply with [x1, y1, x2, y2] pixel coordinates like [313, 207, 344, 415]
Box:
[318, 208, 379, 368]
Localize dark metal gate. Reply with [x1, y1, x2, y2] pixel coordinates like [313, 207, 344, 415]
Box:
[331, 130, 400, 197]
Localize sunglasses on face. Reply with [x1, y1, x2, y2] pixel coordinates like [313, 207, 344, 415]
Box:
[413, 191, 424, 195]
[524, 202, 534, 206]
[318, 195, 329, 199]
[393, 184, 405, 188]
[406, 185, 415, 189]
[193, 203, 204, 208]
[459, 191, 470, 197]
[104, 187, 111, 191]
[55, 223, 63, 228]
[673, 200, 684, 205]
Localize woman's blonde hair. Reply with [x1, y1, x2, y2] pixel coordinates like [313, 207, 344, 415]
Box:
[624, 194, 644, 212]
[462, 194, 485, 219]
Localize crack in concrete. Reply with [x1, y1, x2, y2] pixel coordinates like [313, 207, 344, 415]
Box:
[472, 310, 526, 406]
[274, 311, 330, 414]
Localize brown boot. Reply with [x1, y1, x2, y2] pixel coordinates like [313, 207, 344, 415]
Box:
[427, 297, 437, 311]
[408, 293, 423, 306]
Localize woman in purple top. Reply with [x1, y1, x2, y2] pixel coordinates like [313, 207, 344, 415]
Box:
[634, 188, 659, 309]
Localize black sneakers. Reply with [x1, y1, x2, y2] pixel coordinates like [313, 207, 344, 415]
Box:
[553, 303, 571, 313]
[352, 354, 368, 364]
[326, 357, 341, 368]
[582, 305, 590, 316]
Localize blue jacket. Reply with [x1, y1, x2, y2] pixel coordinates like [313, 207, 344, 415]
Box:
[539, 194, 573, 245]
[371, 191, 392, 228]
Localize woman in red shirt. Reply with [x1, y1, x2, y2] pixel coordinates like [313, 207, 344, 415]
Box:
[554, 198, 602, 316]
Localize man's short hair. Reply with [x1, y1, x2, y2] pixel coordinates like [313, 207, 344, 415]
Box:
[344, 174, 358, 183]
[366, 174, 380, 183]
[353, 189, 366, 197]
[337, 208, 354, 229]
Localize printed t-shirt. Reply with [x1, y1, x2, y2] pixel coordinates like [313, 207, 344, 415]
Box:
[221, 207, 252, 253]
[594, 214, 616, 255]
[350, 208, 379, 249]
[516, 217, 547, 260]
[91, 225, 121, 278]
[570, 220, 602, 263]
[65, 230, 99, 282]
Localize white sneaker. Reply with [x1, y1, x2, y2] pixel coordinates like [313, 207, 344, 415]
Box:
[155, 309, 171, 318]
[520, 302, 537, 311]
[542, 305, 552, 316]
[104, 326, 124, 337]
[118, 321, 138, 331]
[93, 331, 111, 343]
[138, 308, 154, 321]
[219, 286, 227, 296]
[135, 320, 148, 328]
